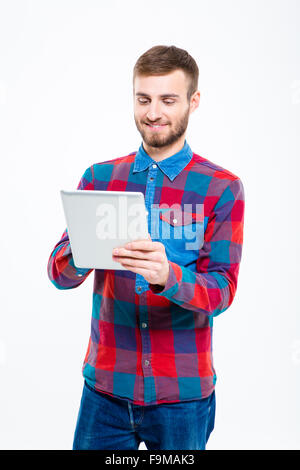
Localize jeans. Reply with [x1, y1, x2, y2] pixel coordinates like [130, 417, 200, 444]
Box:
[72, 381, 216, 450]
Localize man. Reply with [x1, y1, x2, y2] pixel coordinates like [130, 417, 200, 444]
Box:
[47, 45, 245, 450]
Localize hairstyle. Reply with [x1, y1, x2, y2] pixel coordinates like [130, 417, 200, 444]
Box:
[133, 45, 199, 101]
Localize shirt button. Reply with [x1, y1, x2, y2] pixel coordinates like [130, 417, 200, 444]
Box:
[152, 164, 157, 169]
[149, 177, 154, 181]
[173, 218, 177, 224]
[137, 286, 142, 292]
[142, 322, 147, 328]
[144, 360, 150, 367]
[78, 274, 83, 277]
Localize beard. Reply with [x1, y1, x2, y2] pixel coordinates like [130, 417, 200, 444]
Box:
[134, 106, 190, 149]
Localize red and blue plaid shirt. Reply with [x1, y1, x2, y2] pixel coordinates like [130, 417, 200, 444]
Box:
[47, 140, 245, 405]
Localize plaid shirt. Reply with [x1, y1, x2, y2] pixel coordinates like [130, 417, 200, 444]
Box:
[47, 140, 245, 405]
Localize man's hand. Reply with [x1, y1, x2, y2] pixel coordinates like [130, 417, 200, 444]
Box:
[112, 234, 170, 286]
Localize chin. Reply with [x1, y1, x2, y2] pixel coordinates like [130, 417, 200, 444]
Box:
[146, 137, 172, 148]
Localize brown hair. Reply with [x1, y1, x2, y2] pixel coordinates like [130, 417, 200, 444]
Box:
[133, 45, 199, 101]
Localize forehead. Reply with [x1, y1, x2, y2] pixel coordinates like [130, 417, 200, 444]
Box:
[134, 69, 188, 96]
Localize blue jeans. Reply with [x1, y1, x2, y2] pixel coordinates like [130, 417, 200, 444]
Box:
[73, 381, 216, 450]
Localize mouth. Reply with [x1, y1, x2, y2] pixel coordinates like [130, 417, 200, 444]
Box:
[145, 123, 168, 131]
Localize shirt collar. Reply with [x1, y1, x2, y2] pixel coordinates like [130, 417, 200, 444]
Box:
[132, 139, 193, 182]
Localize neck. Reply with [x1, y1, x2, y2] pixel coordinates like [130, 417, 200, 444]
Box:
[143, 135, 186, 162]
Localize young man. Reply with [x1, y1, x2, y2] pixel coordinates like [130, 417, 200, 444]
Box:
[47, 45, 245, 450]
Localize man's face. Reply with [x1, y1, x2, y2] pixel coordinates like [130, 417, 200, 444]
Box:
[133, 69, 194, 149]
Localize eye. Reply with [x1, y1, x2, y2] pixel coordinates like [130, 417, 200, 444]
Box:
[138, 98, 149, 104]
[137, 98, 175, 105]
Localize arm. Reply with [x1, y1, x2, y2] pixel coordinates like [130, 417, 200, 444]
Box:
[149, 178, 245, 317]
[47, 165, 94, 290]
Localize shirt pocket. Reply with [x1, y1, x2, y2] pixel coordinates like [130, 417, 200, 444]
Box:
[158, 208, 204, 268]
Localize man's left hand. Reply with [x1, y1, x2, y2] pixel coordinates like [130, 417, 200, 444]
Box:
[112, 234, 170, 287]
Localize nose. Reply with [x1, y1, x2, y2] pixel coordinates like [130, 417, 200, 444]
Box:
[146, 100, 162, 122]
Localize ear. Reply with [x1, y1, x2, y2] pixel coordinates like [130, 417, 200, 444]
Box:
[189, 90, 200, 114]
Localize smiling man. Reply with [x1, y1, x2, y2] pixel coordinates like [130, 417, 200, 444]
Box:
[47, 45, 245, 450]
[134, 69, 194, 156]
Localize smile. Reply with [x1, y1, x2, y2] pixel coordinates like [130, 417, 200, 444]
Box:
[145, 124, 167, 130]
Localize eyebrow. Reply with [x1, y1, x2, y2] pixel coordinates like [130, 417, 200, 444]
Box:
[135, 92, 180, 98]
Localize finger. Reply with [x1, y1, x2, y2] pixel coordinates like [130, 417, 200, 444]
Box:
[114, 257, 161, 270]
[113, 247, 158, 259]
[125, 240, 162, 251]
[120, 264, 157, 281]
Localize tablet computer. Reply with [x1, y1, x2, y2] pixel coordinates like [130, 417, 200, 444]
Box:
[60, 190, 148, 270]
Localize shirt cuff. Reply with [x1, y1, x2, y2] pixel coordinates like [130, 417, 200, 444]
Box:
[76, 267, 92, 277]
[66, 243, 93, 278]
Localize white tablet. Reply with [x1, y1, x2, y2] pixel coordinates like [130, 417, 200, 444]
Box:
[60, 190, 148, 270]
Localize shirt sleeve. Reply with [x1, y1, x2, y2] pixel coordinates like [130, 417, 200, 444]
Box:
[148, 177, 245, 317]
[47, 165, 94, 290]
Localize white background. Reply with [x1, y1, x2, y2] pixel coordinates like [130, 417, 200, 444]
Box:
[0, 0, 299, 450]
